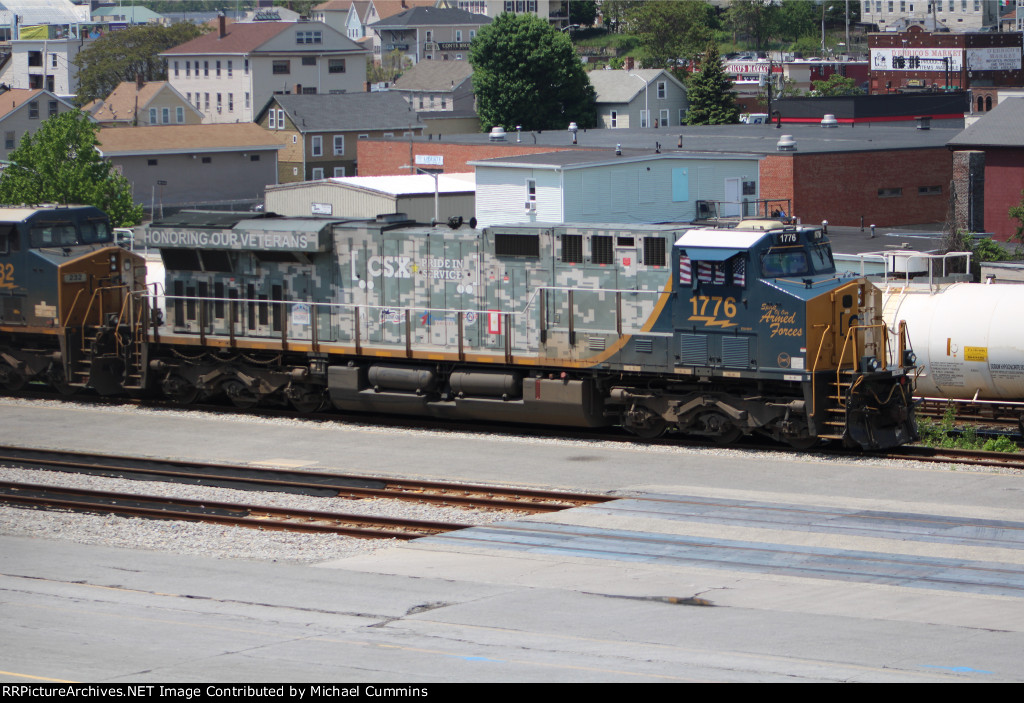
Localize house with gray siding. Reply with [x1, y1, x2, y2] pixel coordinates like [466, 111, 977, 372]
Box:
[588, 69, 688, 129]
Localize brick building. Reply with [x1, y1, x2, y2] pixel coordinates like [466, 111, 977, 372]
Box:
[868, 25, 1024, 94]
[358, 120, 962, 228]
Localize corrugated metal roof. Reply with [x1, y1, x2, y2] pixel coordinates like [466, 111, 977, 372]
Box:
[1, 0, 88, 26]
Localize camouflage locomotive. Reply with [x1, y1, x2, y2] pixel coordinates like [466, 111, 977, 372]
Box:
[135, 211, 916, 449]
[1, 206, 918, 450]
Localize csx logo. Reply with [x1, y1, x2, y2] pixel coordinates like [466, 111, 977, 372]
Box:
[353, 255, 413, 279]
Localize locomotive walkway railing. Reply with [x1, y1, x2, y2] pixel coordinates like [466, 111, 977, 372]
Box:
[140, 284, 669, 364]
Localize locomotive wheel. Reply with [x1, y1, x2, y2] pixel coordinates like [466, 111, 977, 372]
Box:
[786, 436, 822, 451]
[287, 385, 325, 413]
[0, 366, 26, 392]
[162, 374, 199, 405]
[46, 368, 77, 396]
[623, 407, 668, 439]
[223, 379, 259, 409]
[712, 426, 743, 445]
[697, 411, 742, 445]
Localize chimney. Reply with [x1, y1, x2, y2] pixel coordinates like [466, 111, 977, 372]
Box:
[136, 72, 144, 89]
[218, 12, 226, 39]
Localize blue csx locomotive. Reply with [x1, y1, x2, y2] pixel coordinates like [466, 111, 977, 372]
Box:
[0, 205, 918, 449]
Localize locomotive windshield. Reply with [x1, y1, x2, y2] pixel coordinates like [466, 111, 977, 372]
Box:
[761, 249, 809, 277]
[29, 218, 113, 248]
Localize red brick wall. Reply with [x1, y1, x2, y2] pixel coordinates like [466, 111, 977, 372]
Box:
[356, 141, 594, 176]
[984, 148, 1024, 240]
[785, 148, 951, 227]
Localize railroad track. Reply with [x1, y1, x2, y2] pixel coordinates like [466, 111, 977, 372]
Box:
[0, 480, 463, 540]
[0, 445, 614, 538]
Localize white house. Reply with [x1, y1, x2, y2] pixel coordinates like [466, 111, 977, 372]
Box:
[469, 150, 762, 227]
[162, 17, 369, 124]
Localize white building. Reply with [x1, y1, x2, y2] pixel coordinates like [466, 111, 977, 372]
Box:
[0, 35, 94, 98]
[470, 150, 762, 228]
[162, 17, 368, 125]
[862, 0, 1000, 32]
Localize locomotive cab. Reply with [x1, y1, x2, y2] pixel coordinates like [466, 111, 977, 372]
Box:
[668, 223, 917, 449]
[0, 206, 147, 394]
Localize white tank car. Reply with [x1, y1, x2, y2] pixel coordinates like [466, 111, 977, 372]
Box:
[883, 282, 1024, 400]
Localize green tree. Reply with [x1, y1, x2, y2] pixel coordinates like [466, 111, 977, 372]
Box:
[601, 0, 644, 32]
[73, 23, 209, 107]
[810, 73, 864, 96]
[726, 0, 775, 51]
[1009, 191, 1024, 243]
[630, 0, 714, 70]
[367, 49, 411, 84]
[469, 12, 596, 131]
[685, 42, 740, 125]
[0, 112, 143, 227]
[773, 0, 819, 42]
[568, 0, 599, 27]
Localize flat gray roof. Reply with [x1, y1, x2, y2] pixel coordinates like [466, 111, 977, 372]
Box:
[415, 118, 964, 155]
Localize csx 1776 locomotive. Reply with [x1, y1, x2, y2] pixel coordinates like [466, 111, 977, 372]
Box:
[2, 205, 919, 450]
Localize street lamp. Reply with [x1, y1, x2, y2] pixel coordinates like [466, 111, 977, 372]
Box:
[629, 72, 650, 128]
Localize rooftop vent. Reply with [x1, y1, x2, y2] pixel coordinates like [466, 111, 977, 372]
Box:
[777, 134, 797, 151]
[488, 126, 506, 142]
[821, 114, 838, 128]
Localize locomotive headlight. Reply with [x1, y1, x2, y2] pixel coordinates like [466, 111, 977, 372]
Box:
[109, 253, 118, 271]
[902, 350, 917, 367]
[861, 356, 880, 372]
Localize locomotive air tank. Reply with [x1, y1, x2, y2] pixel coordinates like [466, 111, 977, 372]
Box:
[883, 282, 1024, 400]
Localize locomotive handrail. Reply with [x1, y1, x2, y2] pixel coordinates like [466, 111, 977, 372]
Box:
[809, 324, 832, 417]
[834, 321, 891, 409]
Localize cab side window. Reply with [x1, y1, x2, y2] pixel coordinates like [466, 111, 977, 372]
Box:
[0, 225, 17, 255]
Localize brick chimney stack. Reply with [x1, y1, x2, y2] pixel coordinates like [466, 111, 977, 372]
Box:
[218, 12, 226, 39]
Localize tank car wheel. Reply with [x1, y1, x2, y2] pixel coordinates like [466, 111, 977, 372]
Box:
[162, 374, 199, 405]
[222, 379, 259, 409]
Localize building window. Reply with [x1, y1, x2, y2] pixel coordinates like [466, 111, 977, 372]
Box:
[526, 178, 537, 204]
[328, 59, 346, 73]
[333, 135, 344, 155]
[273, 60, 290, 75]
[245, 59, 249, 74]
[202, 156, 212, 164]
[216, 60, 221, 77]
[51, 53, 57, 68]
[311, 167, 324, 179]
[296, 30, 322, 44]
[441, 97, 447, 109]
[204, 61, 209, 77]
[918, 185, 942, 195]
[48, 100, 57, 117]
[301, 86, 317, 94]
[28, 101, 38, 119]
[149, 108, 157, 124]
[227, 60, 232, 77]
[228, 94, 234, 111]
[245, 92, 250, 109]
[358, 134, 369, 139]
[176, 106, 184, 123]
[311, 136, 323, 156]
[162, 107, 170, 124]
[186, 61, 191, 77]
[878, 187, 902, 197]
[147, 159, 158, 166]
[640, 110, 649, 128]
[657, 81, 666, 99]
[216, 93, 222, 112]
[4, 131, 14, 149]
[418, 96, 424, 109]
[456, 30, 463, 41]
[659, 109, 669, 126]
[204, 93, 210, 110]
[27, 51, 41, 67]
[174, 61, 179, 77]
[302, 56, 316, 66]
[334, 167, 346, 177]
[250, 154, 260, 162]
